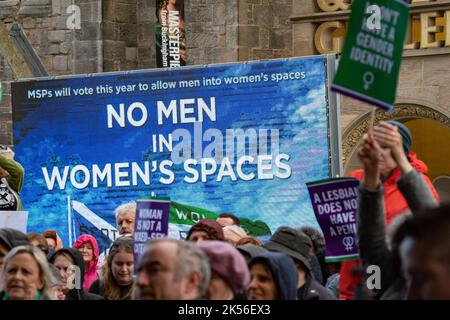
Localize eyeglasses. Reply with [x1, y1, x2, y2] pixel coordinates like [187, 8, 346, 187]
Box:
[0, 145, 12, 152]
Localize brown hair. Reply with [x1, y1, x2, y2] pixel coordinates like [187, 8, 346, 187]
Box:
[236, 236, 262, 246]
[103, 237, 134, 300]
[27, 232, 49, 256]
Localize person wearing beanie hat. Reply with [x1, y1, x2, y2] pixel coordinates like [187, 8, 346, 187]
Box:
[263, 226, 336, 300]
[387, 120, 412, 156]
[339, 120, 439, 300]
[197, 240, 250, 300]
[187, 218, 224, 242]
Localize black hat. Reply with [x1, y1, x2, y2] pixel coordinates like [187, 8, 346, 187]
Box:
[236, 244, 267, 259]
[263, 226, 312, 272]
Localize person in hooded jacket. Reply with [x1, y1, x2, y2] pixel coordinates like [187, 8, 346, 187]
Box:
[0, 228, 29, 273]
[73, 234, 100, 293]
[49, 248, 103, 300]
[339, 121, 440, 299]
[263, 227, 336, 300]
[247, 251, 298, 300]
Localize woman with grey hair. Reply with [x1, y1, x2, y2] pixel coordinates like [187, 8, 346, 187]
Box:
[0, 245, 56, 300]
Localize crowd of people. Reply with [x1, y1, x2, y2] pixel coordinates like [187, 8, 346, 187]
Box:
[0, 121, 449, 300]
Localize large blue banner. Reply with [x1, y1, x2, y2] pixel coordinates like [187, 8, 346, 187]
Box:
[12, 56, 333, 246]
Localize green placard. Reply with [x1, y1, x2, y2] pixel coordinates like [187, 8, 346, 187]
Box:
[331, 0, 409, 111]
[148, 196, 272, 237]
[0, 81, 2, 104]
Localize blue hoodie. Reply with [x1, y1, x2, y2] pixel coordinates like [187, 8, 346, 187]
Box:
[249, 252, 298, 300]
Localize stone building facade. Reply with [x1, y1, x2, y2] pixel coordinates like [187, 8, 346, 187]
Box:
[1, 0, 449, 199]
[291, 0, 450, 192]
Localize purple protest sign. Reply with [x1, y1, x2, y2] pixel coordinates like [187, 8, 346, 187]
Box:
[306, 177, 360, 262]
[133, 199, 170, 270]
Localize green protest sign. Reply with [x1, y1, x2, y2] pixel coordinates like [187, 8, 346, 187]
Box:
[0, 82, 2, 104]
[169, 201, 272, 237]
[331, 0, 409, 111]
[147, 197, 272, 237]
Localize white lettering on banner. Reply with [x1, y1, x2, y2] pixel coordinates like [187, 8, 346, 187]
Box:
[168, 10, 181, 67]
[328, 224, 357, 237]
[329, 212, 355, 224]
[134, 243, 145, 255]
[320, 187, 358, 202]
[140, 209, 163, 220]
[107, 102, 148, 128]
[42, 162, 152, 190]
[41, 154, 291, 190]
[106, 98, 216, 127]
[174, 209, 206, 223]
[157, 97, 216, 125]
[183, 155, 291, 184]
[160, 10, 169, 67]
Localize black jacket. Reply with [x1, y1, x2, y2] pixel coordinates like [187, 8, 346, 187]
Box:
[309, 253, 324, 285]
[49, 248, 103, 300]
[297, 273, 337, 300]
[357, 169, 438, 300]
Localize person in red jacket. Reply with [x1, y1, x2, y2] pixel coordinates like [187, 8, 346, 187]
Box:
[339, 120, 439, 300]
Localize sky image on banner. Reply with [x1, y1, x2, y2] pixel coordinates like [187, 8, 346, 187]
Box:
[11, 56, 333, 247]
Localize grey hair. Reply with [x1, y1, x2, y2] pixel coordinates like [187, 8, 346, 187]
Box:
[0, 245, 57, 299]
[146, 238, 211, 297]
[115, 201, 137, 219]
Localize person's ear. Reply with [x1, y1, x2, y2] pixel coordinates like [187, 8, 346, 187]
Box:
[37, 275, 45, 291]
[184, 271, 201, 296]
